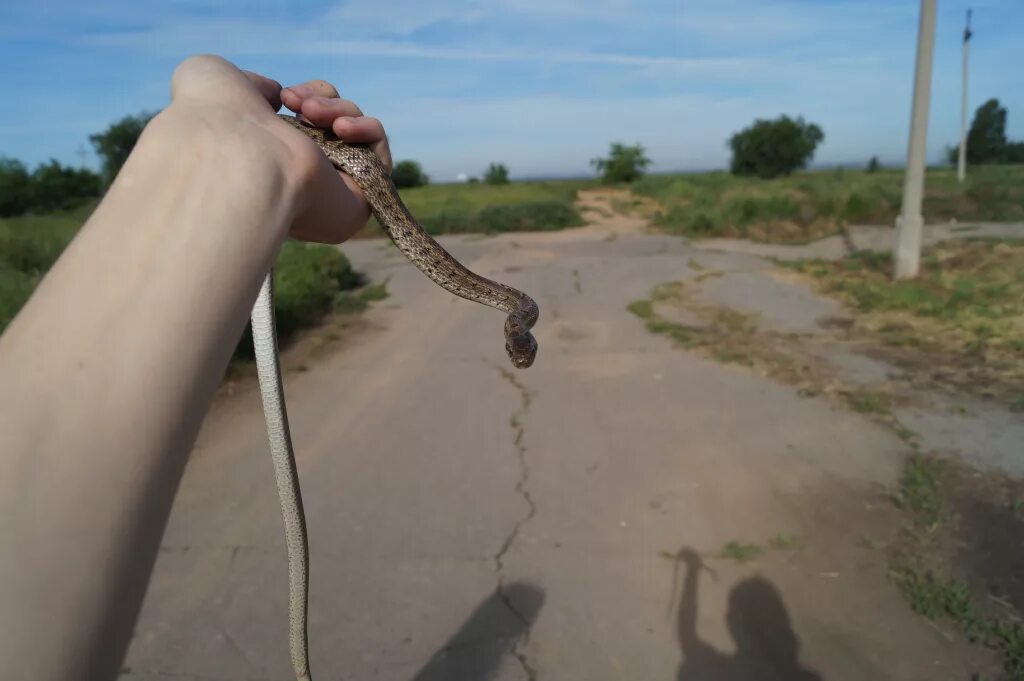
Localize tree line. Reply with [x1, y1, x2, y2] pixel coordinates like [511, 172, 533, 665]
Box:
[2, 97, 1021, 216]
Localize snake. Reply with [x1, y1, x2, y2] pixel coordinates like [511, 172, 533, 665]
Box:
[248, 113, 540, 681]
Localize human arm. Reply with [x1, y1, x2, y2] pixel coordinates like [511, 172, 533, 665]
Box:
[0, 55, 389, 681]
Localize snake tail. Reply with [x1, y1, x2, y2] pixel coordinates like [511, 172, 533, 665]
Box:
[251, 272, 312, 681]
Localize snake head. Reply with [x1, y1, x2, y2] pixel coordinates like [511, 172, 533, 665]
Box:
[506, 334, 537, 369]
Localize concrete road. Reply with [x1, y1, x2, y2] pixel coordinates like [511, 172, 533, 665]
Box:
[122, 203, 997, 680]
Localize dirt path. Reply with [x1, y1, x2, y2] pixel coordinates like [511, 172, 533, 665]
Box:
[121, 200, 1015, 680]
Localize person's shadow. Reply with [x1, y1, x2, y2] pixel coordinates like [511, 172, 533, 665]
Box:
[407, 582, 544, 681]
[671, 547, 824, 681]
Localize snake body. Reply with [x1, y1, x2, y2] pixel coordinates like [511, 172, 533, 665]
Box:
[249, 114, 540, 681]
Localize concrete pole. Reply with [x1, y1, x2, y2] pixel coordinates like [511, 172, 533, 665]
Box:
[894, 0, 937, 280]
[957, 10, 971, 183]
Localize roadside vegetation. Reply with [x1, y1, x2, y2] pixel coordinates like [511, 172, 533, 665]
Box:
[634, 165, 1024, 243]
[783, 239, 1024, 407]
[360, 178, 587, 237]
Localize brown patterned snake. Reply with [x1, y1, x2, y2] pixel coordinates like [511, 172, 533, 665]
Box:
[249, 114, 539, 681]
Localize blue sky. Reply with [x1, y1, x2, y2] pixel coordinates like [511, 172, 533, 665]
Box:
[2, 1, 1022, 181]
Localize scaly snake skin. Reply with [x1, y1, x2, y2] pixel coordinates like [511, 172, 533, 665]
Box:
[248, 114, 540, 681]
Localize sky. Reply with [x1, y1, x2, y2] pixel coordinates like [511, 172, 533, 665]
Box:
[1, 1, 1022, 182]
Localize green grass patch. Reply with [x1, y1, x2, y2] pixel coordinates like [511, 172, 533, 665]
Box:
[893, 456, 946, 527]
[362, 179, 587, 236]
[718, 540, 764, 564]
[626, 299, 654, 319]
[890, 563, 1024, 680]
[842, 389, 892, 414]
[635, 165, 1024, 243]
[333, 279, 390, 314]
[786, 240, 1024, 406]
[768, 533, 805, 551]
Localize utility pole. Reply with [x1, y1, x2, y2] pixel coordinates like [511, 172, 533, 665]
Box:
[957, 9, 972, 183]
[77, 145, 88, 169]
[893, 0, 937, 280]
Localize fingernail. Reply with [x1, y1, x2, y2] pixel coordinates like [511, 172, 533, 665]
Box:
[285, 84, 312, 97]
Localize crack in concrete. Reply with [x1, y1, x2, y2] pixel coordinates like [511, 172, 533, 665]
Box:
[494, 366, 539, 681]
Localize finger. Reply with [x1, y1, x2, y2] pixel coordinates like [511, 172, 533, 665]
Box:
[288, 95, 364, 127]
[241, 70, 283, 111]
[332, 116, 384, 144]
[334, 116, 392, 171]
[288, 79, 340, 99]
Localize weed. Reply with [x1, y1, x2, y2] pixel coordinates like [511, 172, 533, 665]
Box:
[893, 456, 945, 527]
[843, 390, 891, 414]
[719, 541, 764, 564]
[890, 563, 1024, 679]
[627, 300, 654, 319]
[768, 534, 805, 551]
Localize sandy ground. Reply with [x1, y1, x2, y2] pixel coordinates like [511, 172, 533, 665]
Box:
[121, 190, 1022, 680]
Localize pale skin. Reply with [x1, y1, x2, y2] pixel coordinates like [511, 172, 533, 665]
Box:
[0, 55, 392, 681]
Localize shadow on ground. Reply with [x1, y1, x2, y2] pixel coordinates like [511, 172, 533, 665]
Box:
[408, 582, 544, 681]
[669, 547, 824, 681]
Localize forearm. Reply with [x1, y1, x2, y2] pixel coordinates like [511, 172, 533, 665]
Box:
[0, 109, 300, 680]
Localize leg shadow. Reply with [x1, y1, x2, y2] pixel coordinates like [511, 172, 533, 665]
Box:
[408, 582, 544, 681]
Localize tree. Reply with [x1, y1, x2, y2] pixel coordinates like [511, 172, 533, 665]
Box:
[30, 160, 102, 213]
[89, 111, 157, 185]
[0, 157, 32, 217]
[948, 98, 1022, 165]
[866, 156, 881, 173]
[591, 143, 651, 183]
[484, 162, 509, 185]
[391, 160, 428, 188]
[728, 115, 823, 179]
[966, 99, 1007, 164]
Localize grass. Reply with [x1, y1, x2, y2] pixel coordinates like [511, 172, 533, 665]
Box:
[890, 562, 1024, 680]
[634, 165, 1024, 243]
[718, 541, 764, 564]
[359, 178, 588, 236]
[768, 533, 805, 551]
[785, 240, 1024, 405]
[842, 389, 892, 415]
[0, 201, 97, 330]
[893, 455, 946, 528]
[333, 279, 390, 314]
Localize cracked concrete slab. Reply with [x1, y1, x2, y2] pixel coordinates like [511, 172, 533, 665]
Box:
[123, 226, 1007, 681]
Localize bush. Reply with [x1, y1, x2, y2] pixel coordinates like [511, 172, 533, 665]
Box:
[0, 158, 33, 217]
[392, 160, 429, 188]
[591, 143, 651, 183]
[420, 202, 581, 235]
[0, 157, 102, 218]
[484, 163, 509, 185]
[234, 241, 361, 359]
[728, 115, 824, 179]
[867, 156, 881, 173]
[29, 160, 102, 213]
[90, 111, 156, 185]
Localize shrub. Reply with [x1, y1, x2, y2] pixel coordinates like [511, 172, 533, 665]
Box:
[234, 241, 361, 359]
[728, 115, 824, 179]
[392, 160, 429, 188]
[867, 156, 881, 173]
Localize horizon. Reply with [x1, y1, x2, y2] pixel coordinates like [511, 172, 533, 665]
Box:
[2, 1, 1022, 183]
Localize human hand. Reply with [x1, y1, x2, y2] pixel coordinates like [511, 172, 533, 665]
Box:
[160, 55, 391, 244]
